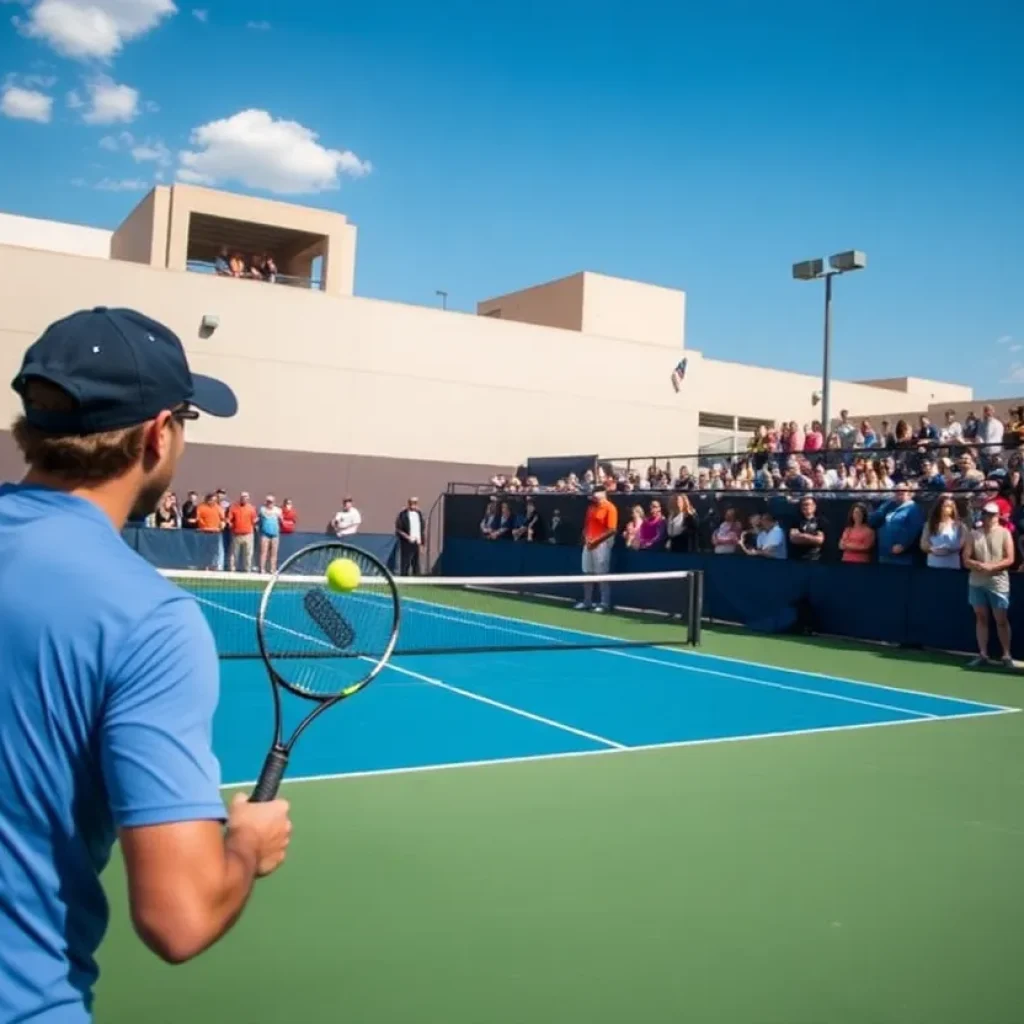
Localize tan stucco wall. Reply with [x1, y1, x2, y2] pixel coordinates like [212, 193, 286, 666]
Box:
[0, 244, 699, 467]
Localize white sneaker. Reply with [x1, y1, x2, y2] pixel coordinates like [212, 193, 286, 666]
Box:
[574, 602, 591, 611]
[593, 605, 607, 614]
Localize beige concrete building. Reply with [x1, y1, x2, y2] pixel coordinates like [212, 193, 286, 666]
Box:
[0, 185, 995, 526]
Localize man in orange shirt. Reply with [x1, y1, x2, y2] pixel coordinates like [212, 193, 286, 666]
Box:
[575, 486, 619, 613]
[195, 492, 225, 570]
[227, 491, 258, 572]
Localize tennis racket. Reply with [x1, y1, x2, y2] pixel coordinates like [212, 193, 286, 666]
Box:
[249, 541, 401, 802]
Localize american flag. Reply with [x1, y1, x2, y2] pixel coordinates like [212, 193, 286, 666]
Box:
[670, 357, 688, 393]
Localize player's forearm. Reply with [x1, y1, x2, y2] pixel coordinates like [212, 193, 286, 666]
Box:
[128, 830, 259, 964]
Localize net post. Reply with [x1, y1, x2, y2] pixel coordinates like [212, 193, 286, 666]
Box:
[687, 570, 703, 646]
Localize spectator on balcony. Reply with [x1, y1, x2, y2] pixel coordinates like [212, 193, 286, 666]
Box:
[892, 420, 915, 451]
[919, 456, 946, 491]
[280, 498, 297, 534]
[180, 490, 199, 529]
[783, 458, 810, 491]
[227, 492, 257, 572]
[940, 409, 963, 444]
[962, 411, 980, 443]
[920, 496, 965, 569]
[835, 410, 857, 449]
[711, 507, 743, 554]
[228, 253, 246, 277]
[869, 483, 924, 565]
[839, 503, 875, 563]
[674, 465, 695, 490]
[214, 246, 231, 275]
[623, 504, 645, 549]
[804, 420, 824, 453]
[916, 415, 939, 447]
[331, 496, 362, 537]
[878, 419, 894, 449]
[789, 496, 826, 561]
[953, 452, 985, 489]
[859, 419, 878, 448]
[963, 502, 1015, 668]
[976, 404, 1004, 456]
[1004, 406, 1024, 449]
[257, 495, 282, 574]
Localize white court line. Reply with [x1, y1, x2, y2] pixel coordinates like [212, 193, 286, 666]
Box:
[378, 658, 625, 749]
[386, 595, 939, 719]
[395, 589, 1017, 713]
[192, 593, 624, 751]
[220, 705, 1020, 791]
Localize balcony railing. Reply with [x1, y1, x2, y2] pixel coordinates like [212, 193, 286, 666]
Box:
[186, 259, 322, 290]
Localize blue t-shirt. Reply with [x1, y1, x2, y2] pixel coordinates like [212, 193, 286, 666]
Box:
[0, 483, 226, 1023]
[258, 505, 281, 538]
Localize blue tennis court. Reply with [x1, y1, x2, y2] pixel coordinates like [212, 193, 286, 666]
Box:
[102, 570, 1024, 1024]
[171, 569, 1013, 788]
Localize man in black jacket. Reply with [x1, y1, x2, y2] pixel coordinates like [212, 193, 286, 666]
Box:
[395, 496, 426, 575]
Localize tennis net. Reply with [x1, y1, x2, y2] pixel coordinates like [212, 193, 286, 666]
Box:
[161, 567, 703, 659]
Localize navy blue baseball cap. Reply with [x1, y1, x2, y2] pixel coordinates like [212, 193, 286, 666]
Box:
[12, 306, 237, 433]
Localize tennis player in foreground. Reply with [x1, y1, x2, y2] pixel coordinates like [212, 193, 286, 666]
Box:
[0, 308, 292, 1023]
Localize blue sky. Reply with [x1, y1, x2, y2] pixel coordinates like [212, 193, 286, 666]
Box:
[1, 1, 1021, 396]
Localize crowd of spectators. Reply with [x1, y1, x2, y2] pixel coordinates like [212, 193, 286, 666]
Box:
[473, 404, 1024, 571]
[141, 489, 298, 573]
[484, 406, 1024, 497]
[213, 247, 279, 283]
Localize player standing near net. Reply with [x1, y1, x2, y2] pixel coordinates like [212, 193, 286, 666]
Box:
[0, 308, 292, 1023]
[575, 485, 619, 612]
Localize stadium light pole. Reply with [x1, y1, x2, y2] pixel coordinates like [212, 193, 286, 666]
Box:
[792, 250, 867, 438]
[435, 289, 448, 311]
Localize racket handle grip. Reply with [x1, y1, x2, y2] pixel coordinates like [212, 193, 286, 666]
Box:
[250, 748, 289, 803]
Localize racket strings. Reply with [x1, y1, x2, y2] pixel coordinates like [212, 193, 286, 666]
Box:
[259, 547, 400, 699]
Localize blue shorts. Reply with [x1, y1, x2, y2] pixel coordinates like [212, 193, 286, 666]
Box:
[968, 586, 1010, 611]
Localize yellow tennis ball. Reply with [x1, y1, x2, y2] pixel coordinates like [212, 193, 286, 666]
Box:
[326, 557, 361, 593]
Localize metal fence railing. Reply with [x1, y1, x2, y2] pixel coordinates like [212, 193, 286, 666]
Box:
[186, 259, 322, 291]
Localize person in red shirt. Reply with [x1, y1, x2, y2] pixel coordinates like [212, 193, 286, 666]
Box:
[227, 491, 258, 571]
[280, 498, 297, 534]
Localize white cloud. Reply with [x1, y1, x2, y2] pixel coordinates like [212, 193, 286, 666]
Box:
[66, 87, 83, 108]
[21, 72, 57, 88]
[177, 109, 371, 194]
[98, 128, 133, 149]
[15, 0, 177, 61]
[246, 20, 270, 30]
[131, 137, 170, 165]
[95, 176, 149, 190]
[1, 84, 53, 122]
[191, 7, 205, 20]
[996, 334, 1013, 345]
[1011, 345, 1022, 353]
[78, 76, 139, 124]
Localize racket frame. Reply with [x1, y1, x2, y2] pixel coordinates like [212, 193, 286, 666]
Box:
[249, 541, 401, 801]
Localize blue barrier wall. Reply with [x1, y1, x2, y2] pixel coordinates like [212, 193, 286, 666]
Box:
[123, 526, 398, 571]
[440, 537, 1024, 658]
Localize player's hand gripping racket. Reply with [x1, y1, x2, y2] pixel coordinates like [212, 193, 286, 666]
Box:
[249, 542, 401, 802]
